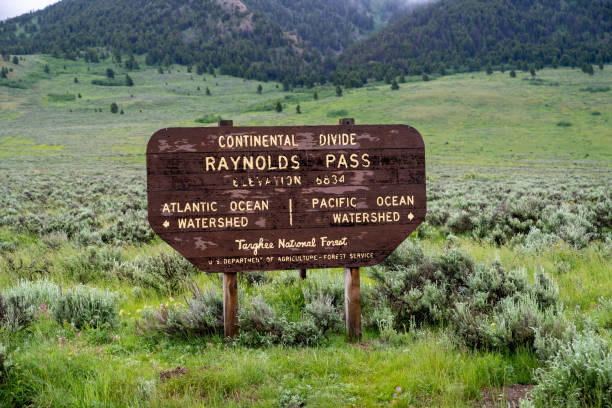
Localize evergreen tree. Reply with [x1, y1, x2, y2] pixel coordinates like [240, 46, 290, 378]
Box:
[158, 66, 164, 74]
[74, 77, 78, 83]
[120, 109, 124, 115]
[530, 66, 536, 77]
[43, 64, 49, 74]
[257, 84, 263, 94]
[296, 104, 301, 114]
[275, 101, 283, 112]
[510, 70, 516, 78]
[582, 63, 594, 75]
[391, 80, 399, 90]
[283, 81, 290, 91]
[125, 74, 134, 86]
[313, 91, 318, 100]
[78, 93, 81, 98]
[110, 102, 118, 114]
[336, 86, 342, 97]
[422, 74, 429, 81]
[206, 87, 211, 95]
[0, 67, 7, 78]
[106, 68, 115, 79]
[599, 63, 604, 71]
[12, 56, 18, 65]
[399, 74, 406, 83]
[486, 64, 493, 75]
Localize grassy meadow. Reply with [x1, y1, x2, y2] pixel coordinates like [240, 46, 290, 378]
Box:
[0, 55, 610, 407]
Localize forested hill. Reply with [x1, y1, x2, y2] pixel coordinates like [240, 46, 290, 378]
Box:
[335, 0, 612, 81]
[1, 0, 610, 85]
[0, 0, 411, 84]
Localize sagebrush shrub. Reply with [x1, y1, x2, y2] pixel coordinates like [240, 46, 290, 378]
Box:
[4, 280, 61, 312]
[530, 332, 612, 407]
[118, 252, 198, 294]
[235, 296, 324, 347]
[373, 241, 564, 351]
[137, 285, 223, 337]
[52, 285, 119, 329]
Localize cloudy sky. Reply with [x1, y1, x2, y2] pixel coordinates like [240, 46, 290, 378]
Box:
[0, 0, 60, 21]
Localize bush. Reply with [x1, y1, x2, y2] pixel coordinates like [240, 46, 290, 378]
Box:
[371, 243, 474, 327]
[117, 252, 197, 294]
[62, 246, 124, 283]
[372, 242, 564, 351]
[4, 280, 61, 313]
[235, 296, 324, 347]
[137, 285, 223, 338]
[303, 294, 342, 337]
[0, 295, 34, 332]
[529, 332, 612, 407]
[52, 285, 119, 329]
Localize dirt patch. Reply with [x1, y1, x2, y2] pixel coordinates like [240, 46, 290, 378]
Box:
[160, 366, 188, 382]
[480, 385, 532, 407]
[216, 0, 247, 13]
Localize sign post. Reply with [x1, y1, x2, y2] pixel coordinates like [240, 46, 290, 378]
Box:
[146, 119, 426, 339]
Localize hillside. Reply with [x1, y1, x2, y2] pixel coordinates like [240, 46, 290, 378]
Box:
[0, 54, 610, 406]
[0, 0, 413, 84]
[336, 0, 612, 81]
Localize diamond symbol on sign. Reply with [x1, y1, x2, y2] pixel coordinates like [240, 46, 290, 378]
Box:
[163, 220, 170, 228]
[407, 213, 414, 221]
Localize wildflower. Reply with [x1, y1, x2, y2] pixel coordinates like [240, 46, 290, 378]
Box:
[41, 303, 48, 314]
[119, 309, 124, 316]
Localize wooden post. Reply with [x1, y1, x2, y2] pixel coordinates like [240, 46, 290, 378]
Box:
[223, 272, 238, 338]
[344, 267, 362, 341]
[299, 269, 307, 280]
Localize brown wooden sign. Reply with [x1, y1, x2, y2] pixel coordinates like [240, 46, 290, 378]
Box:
[146, 123, 426, 273]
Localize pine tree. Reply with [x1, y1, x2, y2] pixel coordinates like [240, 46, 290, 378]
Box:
[391, 80, 399, 90]
[530, 66, 536, 77]
[257, 84, 262, 94]
[110, 103, 118, 114]
[486, 64, 493, 75]
[296, 104, 301, 114]
[74, 77, 78, 83]
[44, 64, 50, 74]
[510, 70, 516, 78]
[158, 66, 164, 74]
[275, 101, 283, 112]
[12, 56, 18, 65]
[336, 86, 342, 97]
[313, 91, 318, 100]
[422, 74, 429, 82]
[206, 87, 211, 96]
[0, 67, 7, 78]
[106, 68, 115, 79]
[283, 81, 290, 91]
[399, 74, 406, 83]
[125, 74, 134, 86]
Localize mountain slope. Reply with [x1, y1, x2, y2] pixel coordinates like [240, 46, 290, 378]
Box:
[336, 0, 612, 79]
[0, 0, 414, 83]
[0, 0, 309, 81]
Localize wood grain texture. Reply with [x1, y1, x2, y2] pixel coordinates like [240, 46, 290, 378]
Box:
[345, 267, 362, 341]
[223, 273, 238, 338]
[146, 125, 426, 272]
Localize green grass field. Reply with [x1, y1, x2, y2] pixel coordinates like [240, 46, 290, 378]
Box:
[0, 56, 610, 407]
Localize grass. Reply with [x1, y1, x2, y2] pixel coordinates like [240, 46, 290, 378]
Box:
[0, 56, 610, 407]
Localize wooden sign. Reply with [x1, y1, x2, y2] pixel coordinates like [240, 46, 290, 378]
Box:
[146, 123, 426, 273]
